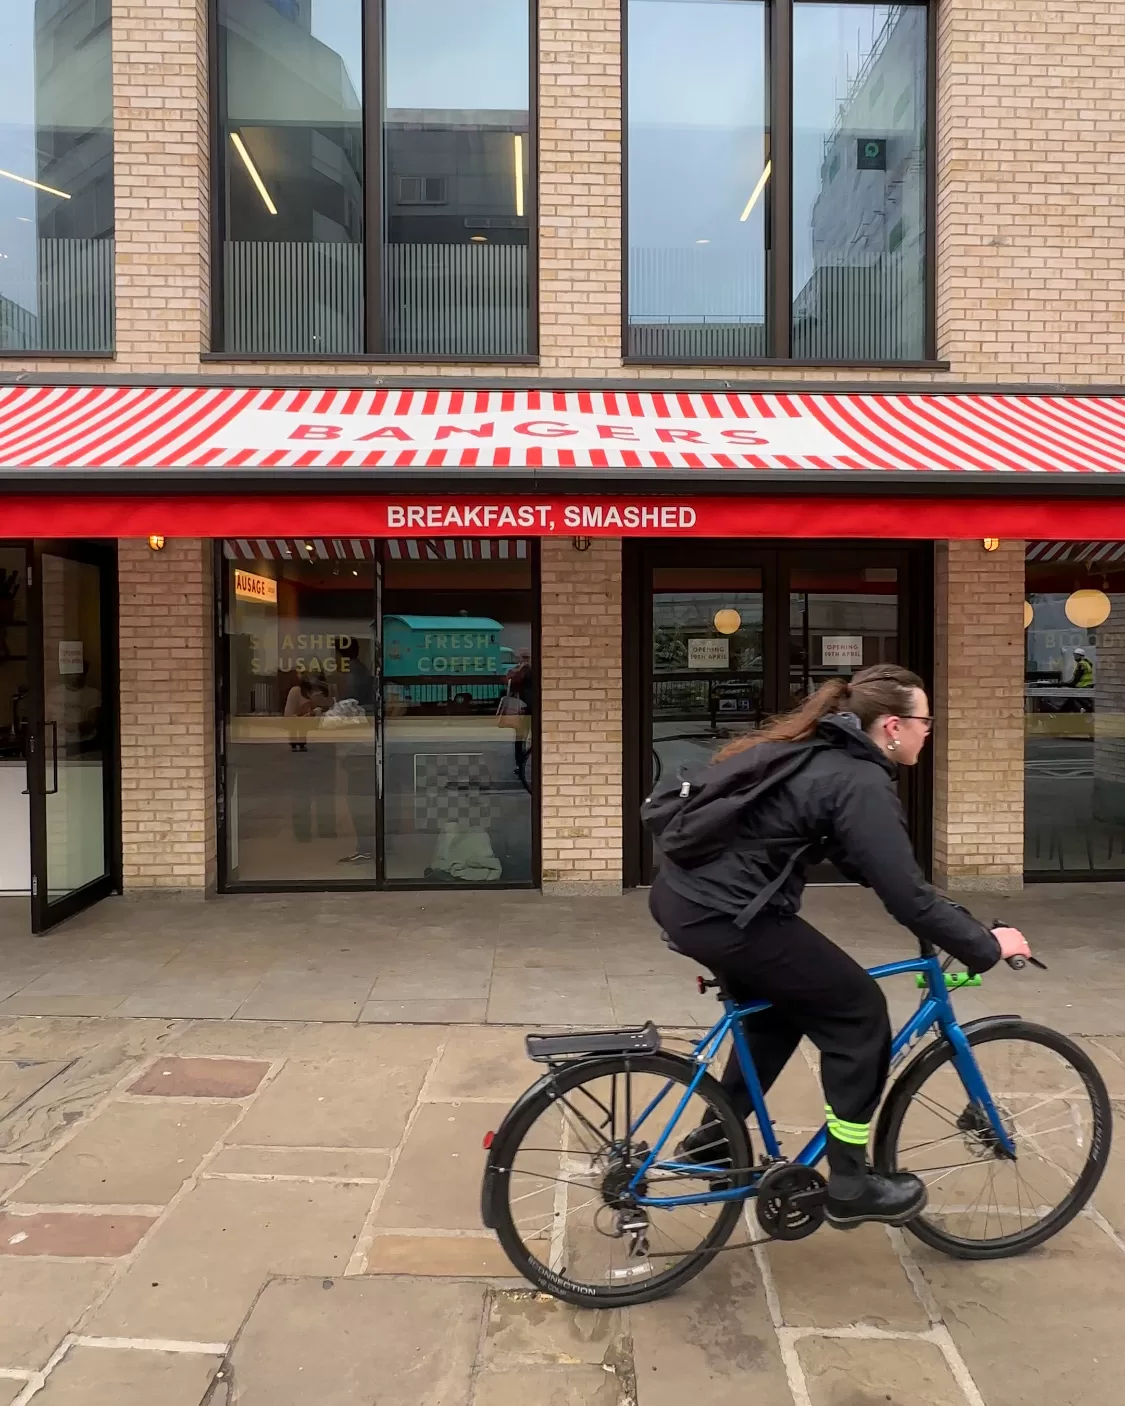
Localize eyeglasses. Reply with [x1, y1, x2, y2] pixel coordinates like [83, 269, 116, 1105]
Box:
[904, 714, 934, 733]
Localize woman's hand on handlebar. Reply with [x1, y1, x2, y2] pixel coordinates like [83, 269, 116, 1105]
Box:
[992, 925, 1031, 964]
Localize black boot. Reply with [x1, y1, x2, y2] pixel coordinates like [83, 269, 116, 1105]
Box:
[824, 1172, 927, 1229]
[672, 1120, 744, 1190]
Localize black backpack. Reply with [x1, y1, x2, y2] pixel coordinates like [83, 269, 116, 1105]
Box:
[642, 739, 827, 926]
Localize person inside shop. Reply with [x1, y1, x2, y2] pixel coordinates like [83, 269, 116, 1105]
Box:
[283, 673, 331, 752]
[501, 649, 534, 782]
[336, 636, 376, 864]
[644, 664, 1032, 1231]
[46, 660, 101, 755]
[1070, 647, 1095, 712]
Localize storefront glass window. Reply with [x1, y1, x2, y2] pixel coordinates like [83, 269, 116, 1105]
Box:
[383, 0, 533, 358]
[215, 0, 364, 355]
[382, 541, 535, 884]
[1025, 545, 1125, 876]
[221, 539, 535, 888]
[222, 542, 377, 882]
[626, 0, 768, 361]
[792, 3, 927, 360]
[0, 0, 115, 352]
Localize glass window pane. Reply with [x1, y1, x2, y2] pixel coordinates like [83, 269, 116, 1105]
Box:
[792, 3, 926, 360]
[627, 0, 767, 362]
[650, 570, 764, 788]
[216, 0, 364, 355]
[382, 543, 534, 883]
[788, 566, 898, 707]
[383, 0, 532, 358]
[0, 1, 114, 352]
[1025, 547, 1125, 876]
[222, 543, 377, 882]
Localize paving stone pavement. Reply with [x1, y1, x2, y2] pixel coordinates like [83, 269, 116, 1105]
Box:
[0, 1005, 1121, 1405]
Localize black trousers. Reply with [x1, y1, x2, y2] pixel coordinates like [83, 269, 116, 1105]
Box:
[649, 876, 891, 1180]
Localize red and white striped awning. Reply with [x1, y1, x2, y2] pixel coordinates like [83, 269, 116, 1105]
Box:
[5, 384, 1125, 475]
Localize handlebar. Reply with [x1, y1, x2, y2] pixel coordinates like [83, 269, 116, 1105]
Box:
[992, 919, 1048, 972]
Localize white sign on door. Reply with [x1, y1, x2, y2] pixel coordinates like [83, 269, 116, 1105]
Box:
[58, 641, 85, 676]
[687, 638, 730, 669]
[822, 636, 864, 669]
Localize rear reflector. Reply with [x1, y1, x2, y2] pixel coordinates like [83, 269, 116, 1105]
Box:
[482, 1131, 495, 1150]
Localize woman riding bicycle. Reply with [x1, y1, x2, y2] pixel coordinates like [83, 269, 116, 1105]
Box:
[646, 663, 1032, 1230]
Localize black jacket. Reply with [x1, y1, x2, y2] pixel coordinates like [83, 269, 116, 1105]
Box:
[653, 713, 1002, 973]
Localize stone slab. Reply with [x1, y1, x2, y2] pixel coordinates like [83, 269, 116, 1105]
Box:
[629, 1252, 791, 1406]
[0, 1164, 29, 1198]
[0, 1061, 72, 1119]
[375, 1102, 510, 1231]
[766, 1226, 928, 1330]
[798, 1336, 967, 1406]
[0, 1210, 155, 1258]
[162, 1020, 304, 1058]
[0, 1040, 145, 1161]
[208, 1146, 390, 1181]
[360, 999, 488, 1024]
[86, 1178, 372, 1342]
[484, 1291, 621, 1365]
[473, 1366, 622, 1406]
[128, 1056, 270, 1098]
[0, 1379, 24, 1406]
[225, 1275, 483, 1405]
[229, 1057, 430, 1150]
[426, 1026, 534, 1102]
[284, 1024, 445, 1063]
[0, 1259, 112, 1369]
[364, 1233, 514, 1277]
[233, 975, 375, 1023]
[0, 994, 126, 1018]
[32, 1346, 223, 1406]
[1085, 1038, 1125, 1097]
[916, 1216, 1125, 1406]
[12, 1102, 237, 1206]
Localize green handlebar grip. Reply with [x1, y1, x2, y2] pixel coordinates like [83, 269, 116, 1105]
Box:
[915, 973, 983, 989]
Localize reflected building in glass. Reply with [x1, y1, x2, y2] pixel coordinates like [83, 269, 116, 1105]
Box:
[0, 0, 115, 352]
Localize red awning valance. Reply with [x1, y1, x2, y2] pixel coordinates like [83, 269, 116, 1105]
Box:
[4, 384, 1125, 477]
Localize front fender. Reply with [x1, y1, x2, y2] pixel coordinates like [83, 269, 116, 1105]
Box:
[873, 1013, 1022, 1166]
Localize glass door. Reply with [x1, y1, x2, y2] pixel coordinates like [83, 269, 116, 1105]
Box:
[27, 541, 119, 932]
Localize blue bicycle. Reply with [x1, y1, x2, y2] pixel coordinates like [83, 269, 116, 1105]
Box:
[481, 942, 1112, 1307]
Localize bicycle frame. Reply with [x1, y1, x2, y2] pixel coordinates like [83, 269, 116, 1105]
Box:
[629, 952, 1015, 1209]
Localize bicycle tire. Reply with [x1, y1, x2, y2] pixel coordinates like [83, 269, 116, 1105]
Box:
[490, 1052, 752, 1307]
[874, 1020, 1112, 1260]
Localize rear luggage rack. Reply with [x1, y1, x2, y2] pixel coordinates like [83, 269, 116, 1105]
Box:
[526, 1022, 661, 1064]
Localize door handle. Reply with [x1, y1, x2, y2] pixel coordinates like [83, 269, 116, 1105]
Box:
[46, 720, 58, 795]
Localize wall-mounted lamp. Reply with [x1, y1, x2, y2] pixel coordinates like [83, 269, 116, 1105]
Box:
[148, 535, 166, 551]
[982, 538, 1001, 552]
[571, 537, 591, 552]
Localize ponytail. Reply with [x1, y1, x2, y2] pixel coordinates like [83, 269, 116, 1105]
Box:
[714, 664, 924, 763]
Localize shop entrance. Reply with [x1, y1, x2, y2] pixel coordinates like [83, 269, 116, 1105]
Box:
[623, 541, 933, 887]
[0, 541, 120, 932]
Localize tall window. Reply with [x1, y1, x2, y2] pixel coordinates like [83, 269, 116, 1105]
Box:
[213, 0, 533, 359]
[0, 0, 115, 354]
[1025, 544, 1125, 878]
[626, 0, 929, 364]
[215, 0, 365, 356]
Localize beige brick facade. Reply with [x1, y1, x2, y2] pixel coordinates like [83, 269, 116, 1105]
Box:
[10, 2, 1117, 893]
[119, 539, 216, 894]
[933, 541, 1025, 890]
[539, 539, 623, 892]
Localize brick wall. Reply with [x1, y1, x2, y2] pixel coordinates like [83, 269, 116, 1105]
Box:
[119, 539, 215, 893]
[933, 541, 1025, 890]
[539, 538, 623, 891]
[936, 0, 1125, 380]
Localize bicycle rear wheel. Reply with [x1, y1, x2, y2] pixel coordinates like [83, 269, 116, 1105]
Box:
[875, 1020, 1112, 1259]
[489, 1052, 752, 1307]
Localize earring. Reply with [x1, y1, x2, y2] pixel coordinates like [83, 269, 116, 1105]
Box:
[888, 738, 901, 753]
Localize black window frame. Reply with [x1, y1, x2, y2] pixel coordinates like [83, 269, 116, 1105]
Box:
[621, 0, 938, 369]
[207, 0, 540, 365]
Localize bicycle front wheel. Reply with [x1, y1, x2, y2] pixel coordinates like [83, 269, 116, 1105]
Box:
[875, 1020, 1112, 1259]
[490, 1052, 752, 1307]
